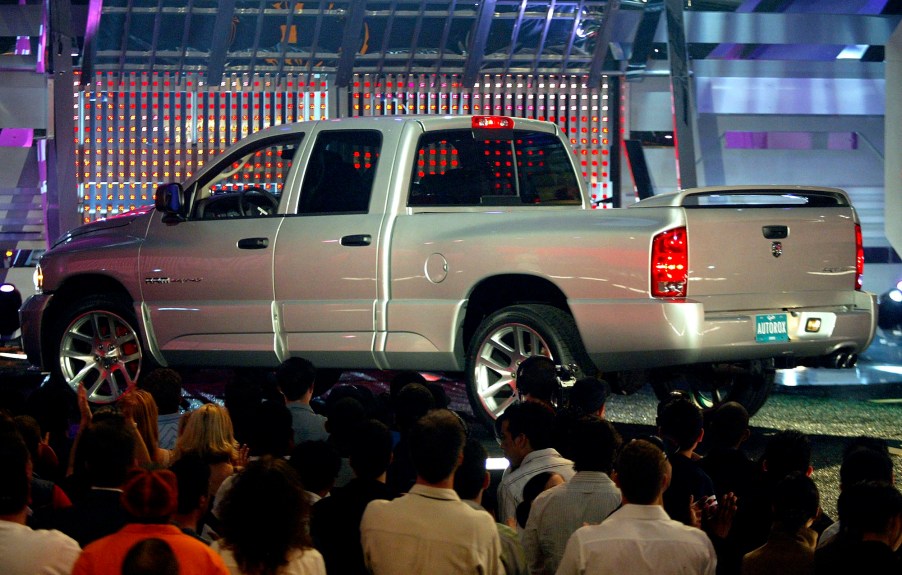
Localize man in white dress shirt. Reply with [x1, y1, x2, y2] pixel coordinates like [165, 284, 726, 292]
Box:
[556, 439, 717, 575]
[361, 409, 504, 575]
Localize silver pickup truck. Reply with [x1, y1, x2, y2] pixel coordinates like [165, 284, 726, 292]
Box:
[19, 115, 877, 426]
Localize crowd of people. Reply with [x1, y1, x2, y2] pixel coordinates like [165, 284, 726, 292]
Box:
[0, 355, 900, 575]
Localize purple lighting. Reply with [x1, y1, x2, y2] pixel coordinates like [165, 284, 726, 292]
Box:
[0, 129, 34, 148]
[724, 131, 859, 150]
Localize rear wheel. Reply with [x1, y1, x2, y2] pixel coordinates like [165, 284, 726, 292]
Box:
[649, 359, 775, 416]
[49, 295, 151, 404]
[465, 304, 594, 429]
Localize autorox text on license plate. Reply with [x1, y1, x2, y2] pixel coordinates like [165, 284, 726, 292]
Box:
[756, 313, 789, 343]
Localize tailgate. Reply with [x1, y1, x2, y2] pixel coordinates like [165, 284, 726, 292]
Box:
[681, 189, 859, 309]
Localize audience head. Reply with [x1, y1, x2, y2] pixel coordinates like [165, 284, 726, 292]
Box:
[323, 396, 367, 455]
[276, 357, 317, 402]
[138, 368, 184, 416]
[12, 414, 43, 466]
[495, 401, 557, 467]
[0, 410, 16, 436]
[175, 403, 238, 464]
[843, 435, 891, 458]
[570, 416, 622, 474]
[325, 384, 377, 417]
[247, 399, 294, 458]
[836, 481, 902, 550]
[409, 409, 467, 484]
[454, 437, 490, 501]
[0, 433, 30, 516]
[423, 381, 451, 410]
[656, 394, 704, 453]
[516, 471, 565, 528]
[223, 372, 264, 446]
[762, 429, 812, 480]
[393, 383, 435, 433]
[389, 371, 428, 401]
[81, 414, 137, 488]
[218, 457, 312, 575]
[118, 389, 162, 459]
[0, 388, 25, 416]
[168, 453, 211, 515]
[120, 468, 179, 524]
[840, 444, 893, 489]
[348, 419, 393, 481]
[614, 439, 670, 505]
[122, 538, 180, 575]
[516, 355, 559, 404]
[772, 472, 820, 532]
[568, 377, 609, 417]
[288, 440, 342, 497]
[23, 383, 72, 451]
[705, 401, 750, 450]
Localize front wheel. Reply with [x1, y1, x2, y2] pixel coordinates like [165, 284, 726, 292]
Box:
[465, 304, 594, 429]
[649, 359, 775, 416]
[49, 295, 152, 404]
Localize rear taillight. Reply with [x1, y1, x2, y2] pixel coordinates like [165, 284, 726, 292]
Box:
[855, 223, 864, 291]
[652, 226, 688, 298]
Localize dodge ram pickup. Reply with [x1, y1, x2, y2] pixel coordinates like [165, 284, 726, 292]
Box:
[19, 115, 877, 426]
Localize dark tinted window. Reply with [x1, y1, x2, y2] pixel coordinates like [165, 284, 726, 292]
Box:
[298, 130, 382, 214]
[409, 129, 581, 207]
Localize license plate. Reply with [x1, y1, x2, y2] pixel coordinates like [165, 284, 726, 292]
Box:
[756, 313, 789, 343]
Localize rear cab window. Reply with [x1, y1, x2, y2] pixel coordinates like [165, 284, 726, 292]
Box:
[408, 129, 580, 207]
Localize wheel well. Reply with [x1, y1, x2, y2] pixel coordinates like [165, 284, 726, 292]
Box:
[42, 275, 135, 349]
[462, 274, 571, 351]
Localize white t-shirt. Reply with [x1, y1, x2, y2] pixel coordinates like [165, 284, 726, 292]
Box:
[0, 520, 81, 575]
[211, 541, 326, 575]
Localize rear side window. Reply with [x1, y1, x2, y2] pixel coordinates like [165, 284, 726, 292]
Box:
[409, 129, 580, 207]
[298, 130, 382, 214]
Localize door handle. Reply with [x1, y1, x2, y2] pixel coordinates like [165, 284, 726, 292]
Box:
[341, 234, 372, 247]
[237, 237, 269, 249]
[762, 226, 788, 240]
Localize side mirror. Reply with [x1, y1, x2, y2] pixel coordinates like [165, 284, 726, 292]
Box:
[154, 183, 184, 214]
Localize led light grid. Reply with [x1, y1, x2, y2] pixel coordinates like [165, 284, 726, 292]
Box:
[348, 73, 612, 208]
[75, 71, 329, 222]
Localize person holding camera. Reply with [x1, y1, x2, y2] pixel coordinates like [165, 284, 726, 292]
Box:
[495, 402, 575, 529]
[515, 356, 561, 414]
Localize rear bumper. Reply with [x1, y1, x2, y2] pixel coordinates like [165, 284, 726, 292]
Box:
[571, 290, 878, 371]
[19, 293, 52, 369]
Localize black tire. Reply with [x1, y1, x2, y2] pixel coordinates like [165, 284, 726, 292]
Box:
[465, 304, 594, 430]
[649, 359, 775, 417]
[49, 294, 153, 404]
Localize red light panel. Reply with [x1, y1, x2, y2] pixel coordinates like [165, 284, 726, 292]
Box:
[855, 223, 864, 291]
[472, 116, 514, 130]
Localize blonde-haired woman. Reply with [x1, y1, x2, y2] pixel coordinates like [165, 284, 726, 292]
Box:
[174, 403, 246, 498]
[118, 388, 172, 467]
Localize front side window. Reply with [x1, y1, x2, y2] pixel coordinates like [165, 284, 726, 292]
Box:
[191, 135, 303, 220]
[408, 129, 581, 207]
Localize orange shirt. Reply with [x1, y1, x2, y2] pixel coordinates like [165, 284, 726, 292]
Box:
[73, 523, 229, 575]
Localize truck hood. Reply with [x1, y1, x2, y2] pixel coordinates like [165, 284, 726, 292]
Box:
[51, 206, 155, 249]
